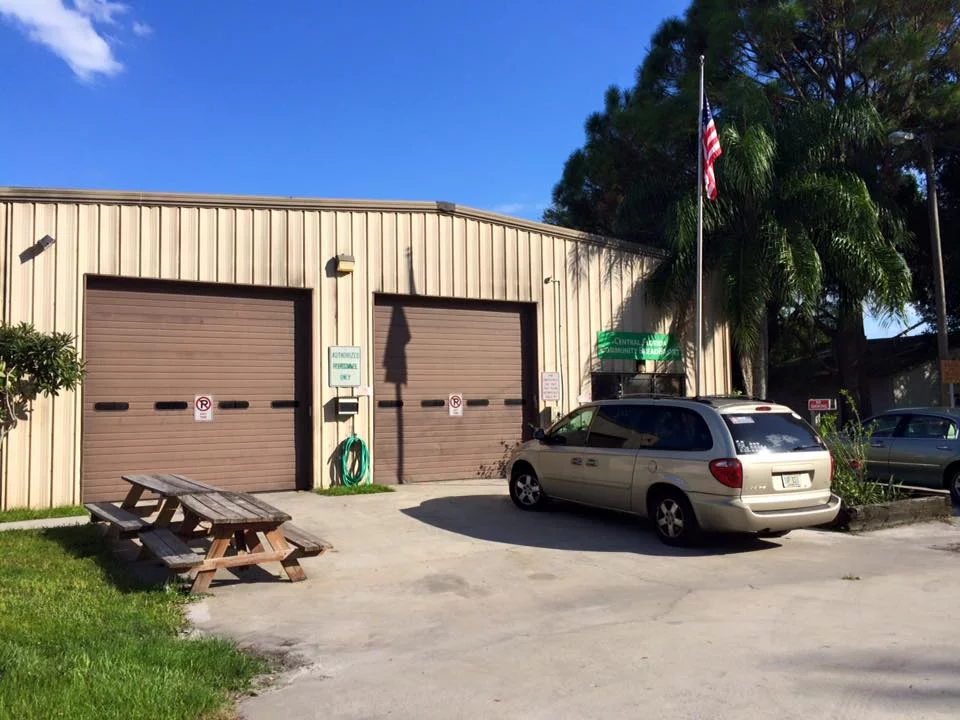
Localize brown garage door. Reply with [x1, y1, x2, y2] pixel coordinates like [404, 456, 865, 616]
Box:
[82, 278, 310, 502]
[373, 296, 534, 483]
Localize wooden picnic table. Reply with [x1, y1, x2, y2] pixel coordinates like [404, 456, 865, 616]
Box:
[147, 490, 300, 594]
[88, 475, 333, 594]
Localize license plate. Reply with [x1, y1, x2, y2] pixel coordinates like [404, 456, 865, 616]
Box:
[781, 473, 805, 489]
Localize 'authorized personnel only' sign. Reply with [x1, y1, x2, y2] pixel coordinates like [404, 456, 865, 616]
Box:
[329, 346, 362, 387]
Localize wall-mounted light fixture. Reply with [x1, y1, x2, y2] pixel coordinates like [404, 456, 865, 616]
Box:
[335, 254, 356, 274]
[19, 235, 55, 264]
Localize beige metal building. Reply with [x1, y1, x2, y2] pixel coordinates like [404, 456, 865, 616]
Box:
[0, 187, 731, 509]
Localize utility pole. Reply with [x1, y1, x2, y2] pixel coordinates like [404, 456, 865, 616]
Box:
[922, 135, 951, 407]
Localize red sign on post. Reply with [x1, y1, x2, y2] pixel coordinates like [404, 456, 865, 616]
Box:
[807, 398, 835, 412]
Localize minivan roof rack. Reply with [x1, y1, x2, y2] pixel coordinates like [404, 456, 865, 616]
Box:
[693, 395, 776, 405]
[617, 393, 684, 400]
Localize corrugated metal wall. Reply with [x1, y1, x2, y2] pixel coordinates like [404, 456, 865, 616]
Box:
[0, 191, 730, 509]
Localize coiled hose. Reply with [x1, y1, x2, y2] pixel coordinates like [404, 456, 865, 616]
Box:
[340, 433, 370, 486]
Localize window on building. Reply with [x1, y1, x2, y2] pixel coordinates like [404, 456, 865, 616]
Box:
[591, 373, 686, 401]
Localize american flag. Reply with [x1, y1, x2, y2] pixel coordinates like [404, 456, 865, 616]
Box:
[701, 96, 722, 200]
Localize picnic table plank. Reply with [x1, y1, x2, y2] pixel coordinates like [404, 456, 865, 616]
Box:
[86, 502, 148, 535]
[281, 522, 332, 556]
[139, 529, 204, 570]
[121, 474, 218, 497]
[179, 491, 291, 525]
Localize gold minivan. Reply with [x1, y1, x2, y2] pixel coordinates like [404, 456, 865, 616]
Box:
[507, 397, 841, 545]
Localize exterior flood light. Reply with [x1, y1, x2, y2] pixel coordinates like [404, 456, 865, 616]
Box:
[336, 254, 356, 274]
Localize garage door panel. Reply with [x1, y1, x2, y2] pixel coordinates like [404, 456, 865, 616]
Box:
[82, 279, 308, 502]
[374, 296, 532, 484]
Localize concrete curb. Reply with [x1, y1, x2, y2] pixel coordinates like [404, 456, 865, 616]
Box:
[0, 515, 90, 532]
[833, 495, 952, 532]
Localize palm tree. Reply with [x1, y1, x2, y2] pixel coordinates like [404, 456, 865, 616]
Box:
[652, 99, 911, 403]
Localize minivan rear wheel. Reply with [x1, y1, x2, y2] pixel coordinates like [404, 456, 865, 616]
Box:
[650, 488, 700, 546]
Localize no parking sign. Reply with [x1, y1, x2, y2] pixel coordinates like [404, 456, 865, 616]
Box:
[195, 394, 214, 422]
[448, 393, 464, 417]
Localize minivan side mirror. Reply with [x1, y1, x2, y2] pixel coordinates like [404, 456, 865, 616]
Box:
[533, 427, 547, 442]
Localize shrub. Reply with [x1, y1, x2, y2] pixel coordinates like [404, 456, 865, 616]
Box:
[818, 390, 903, 506]
[0, 323, 84, 443]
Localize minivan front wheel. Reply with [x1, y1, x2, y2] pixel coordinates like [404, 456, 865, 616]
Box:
[510, 467, 547, 510]
[651, 489, 700, 546]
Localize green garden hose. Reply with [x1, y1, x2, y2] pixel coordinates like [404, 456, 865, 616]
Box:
[340, 434, 370, 486]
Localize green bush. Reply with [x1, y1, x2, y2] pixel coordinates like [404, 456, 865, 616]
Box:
[818, 390, 903, 506]
[0, 323, 84, 442]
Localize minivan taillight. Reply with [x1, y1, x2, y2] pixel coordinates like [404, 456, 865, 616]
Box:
[709, 458, 743, 489]
[830, 453, 836, 483]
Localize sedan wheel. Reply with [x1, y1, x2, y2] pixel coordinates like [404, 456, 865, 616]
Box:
[651, 490, 700, 546]
[510, 470, 547, 511]
[949, 470, 960, 505]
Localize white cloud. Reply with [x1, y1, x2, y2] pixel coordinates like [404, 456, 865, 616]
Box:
[492, 202, 549, 217]
[132, 20, 151, 37]
[0, 0, 126, 80]
[73, 0, 126, 24]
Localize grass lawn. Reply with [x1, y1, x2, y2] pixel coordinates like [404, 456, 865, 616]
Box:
[314, 483, 395, 496]
[0, 525, 265, 720]
[0, 505, 86, 523]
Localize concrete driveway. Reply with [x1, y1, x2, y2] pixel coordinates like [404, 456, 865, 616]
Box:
[189, 480, 960, 720]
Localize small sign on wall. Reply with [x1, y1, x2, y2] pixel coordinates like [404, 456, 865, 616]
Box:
[449, 393, 464, 417]
[542, 372, 561, 402]
[194, 395, 214, 422]
[329, 346, 362, 387]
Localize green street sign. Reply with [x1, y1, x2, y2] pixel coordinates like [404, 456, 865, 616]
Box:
[596, 331, 681, 361]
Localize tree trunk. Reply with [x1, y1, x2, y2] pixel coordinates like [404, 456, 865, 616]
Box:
[740, 353, 755, 398]
[738, 309, 770, 399]
[834, 308, 871, 423]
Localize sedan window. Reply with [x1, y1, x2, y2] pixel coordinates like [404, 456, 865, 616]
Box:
[903, 416, 958, 440]
[863, 415, 902, 438]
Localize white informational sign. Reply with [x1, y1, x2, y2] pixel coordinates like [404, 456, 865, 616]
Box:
[542, 372, 561, 402]
[448, 393, 464, 417]
[329, 346, 362, 387]
[194, 394, 214, 422]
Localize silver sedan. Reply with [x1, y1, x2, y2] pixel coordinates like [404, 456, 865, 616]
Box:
[863, 408, 960, 503]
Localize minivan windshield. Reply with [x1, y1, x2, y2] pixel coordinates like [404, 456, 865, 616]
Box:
[723, 412, 824, 455]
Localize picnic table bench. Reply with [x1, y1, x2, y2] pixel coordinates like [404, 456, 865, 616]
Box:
[138, 490, 330, 594]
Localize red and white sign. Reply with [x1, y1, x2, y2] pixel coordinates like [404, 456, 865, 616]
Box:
[448, 393, 464, 417]
[195, 394, 214, 422]
[807, 398, 836, 412]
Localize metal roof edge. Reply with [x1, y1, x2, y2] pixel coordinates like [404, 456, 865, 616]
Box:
[0, 187, 665, 258]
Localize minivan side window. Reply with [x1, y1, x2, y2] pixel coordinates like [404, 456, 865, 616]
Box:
[548, 407, 596, 447]
[586, 405, 635, 448]
[645, 407, 714, 452]
[587, 405, 713, 451]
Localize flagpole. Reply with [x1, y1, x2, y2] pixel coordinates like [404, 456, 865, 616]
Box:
[695, 55, 705, 397]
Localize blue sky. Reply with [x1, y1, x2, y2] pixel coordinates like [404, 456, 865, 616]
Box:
[0, 0, 922, 339]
